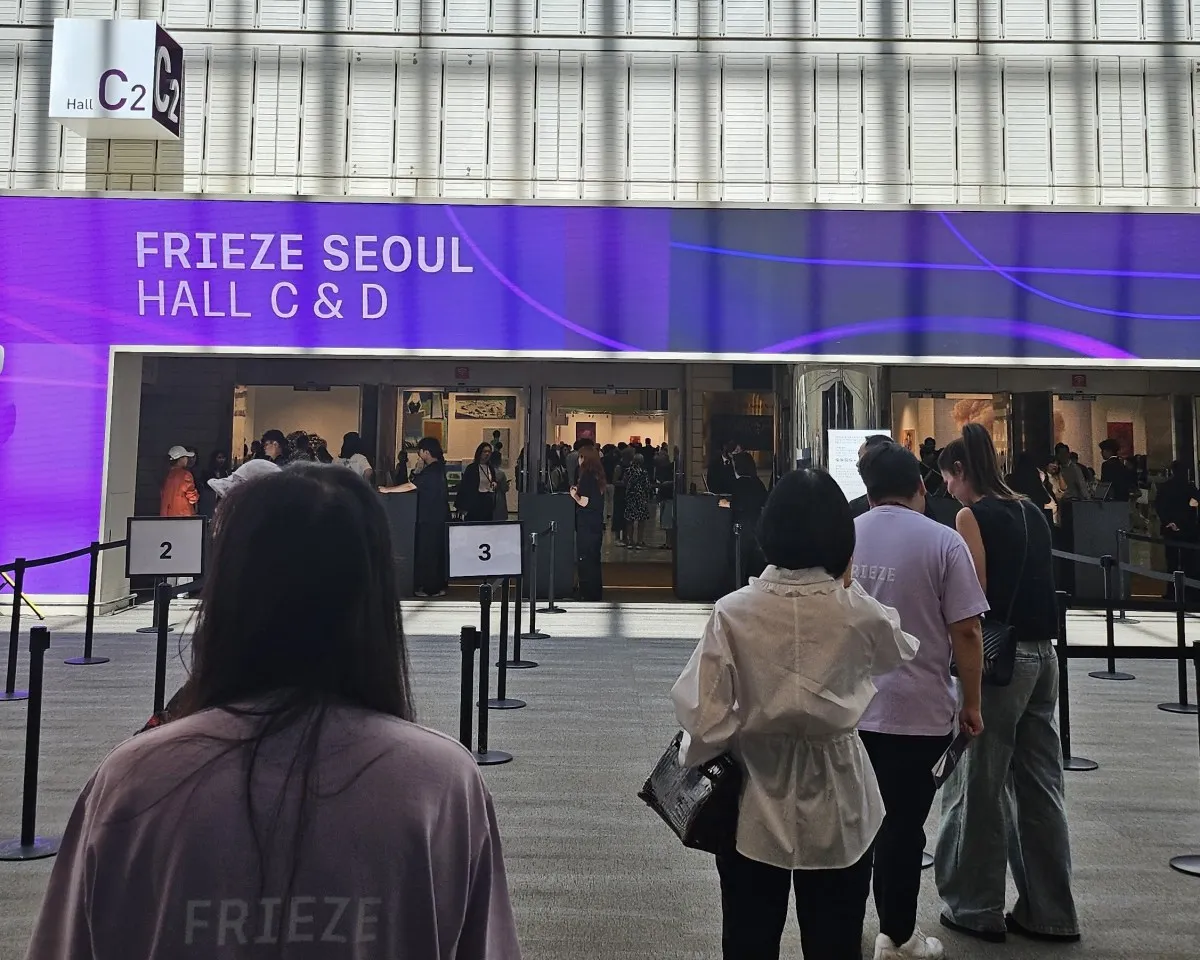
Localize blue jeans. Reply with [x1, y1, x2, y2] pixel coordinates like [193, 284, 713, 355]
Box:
[935, 640, 1080, 937]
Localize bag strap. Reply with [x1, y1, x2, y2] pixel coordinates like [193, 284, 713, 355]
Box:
[1003, 499, 1031, 624]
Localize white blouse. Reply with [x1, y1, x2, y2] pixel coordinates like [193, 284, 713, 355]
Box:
[671, 566, 919, 870]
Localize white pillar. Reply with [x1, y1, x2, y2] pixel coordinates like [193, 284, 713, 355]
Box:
[97, 352, 143, 608]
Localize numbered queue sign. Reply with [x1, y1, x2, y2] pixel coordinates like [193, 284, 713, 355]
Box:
[126, 516, 207, 579]
[446, 522, 524, 580]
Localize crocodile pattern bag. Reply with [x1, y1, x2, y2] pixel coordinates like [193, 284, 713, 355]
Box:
[638, 731, 743, 855]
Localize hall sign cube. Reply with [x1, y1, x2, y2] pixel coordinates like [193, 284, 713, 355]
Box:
[49, 18, 183, 141]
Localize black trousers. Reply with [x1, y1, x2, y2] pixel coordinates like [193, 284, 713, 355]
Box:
[576, 522, 603, 601]
[860, 730, 953, 945]
[413, 523, 447, 595]
[715, 847, 873, 960]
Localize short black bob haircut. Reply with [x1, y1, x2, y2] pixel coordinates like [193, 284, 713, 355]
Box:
[757, 468, 855, 576]
[858, 442, 923, 503]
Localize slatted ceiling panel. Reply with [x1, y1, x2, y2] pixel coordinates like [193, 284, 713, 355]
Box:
[176, 43, 208, 184]
[1050, 57, 1097, 203]
[676, 53, 720, 200]
[351, 0, 396, 28]
[417, 0, 443, 30]
[252, 48, 283, 176]
[13, 43, 54, 188]
[816, 0, 861, 38]
[724, 0, 766, 34]
[554, 52, 584, 190]
[488, 52, 534, 198]
[863, 54, 906, 202]
[768, 0, 812, 34]
[397, 0, 421, 29]
[767, 55, 814, 201]
[584, 0, 628, 34]
[908, 58, 955, 203]
[1099, 58, 1147, 202]
[203, 46, 253, 192]
[254, 0, 303, 28]
[862, 0, 902, 37]
[299, 46, 347, 194]
[906, 0, 953, 35]
[107, 140, 156, 177]
[0, 0, 18, 21]
[347, 49, 396, 186]
[0, 43, 15, 182]
[1146, 60, 1195, 203]
[162, 0, 208, 27]
[721, 56, 767, 200]
[69, 0, 116, 16]
[1144, 0, 1186, 39]
[1094, 0, 1140, 37]
[679, 0, 721, 37]
[394, 53, 439, 183]
[118, 0, 164, 18]
[59, 127, 87, 187]
[1048, 0, 1090, 39]
[631, 0, 672, 33]
[582, 53, 627, 198]
[813, 55, 861, 202]
[447, 0, 488, 31]
[305, 0, 350, 29]
[1002, 59, 1050, 202]
[538, 0, 582, 31]
[492, 0, 535, 33]
[1002, 0, 1047, 38]
[956, 0, 996, 37]
[442, 52, 488, 194]
[955, 56, 1002, 202]
[628, 55, 673, 198]
[19, 0, 66, 21]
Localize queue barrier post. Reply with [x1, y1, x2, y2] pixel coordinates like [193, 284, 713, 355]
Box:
[1159, 571, 1198, 715]
[489, 577, 525, 710]
[66, 542, 110, 666]
[153, 581, 170, 715]
[1057, 589, 1098, 772]
[0, 626, 60, 861]
[2, 559, 29, 703]
[540, 520, 566, 614]
[733, 523, 743, 592]
[507, 574, 537, 669]
[459, 626, 478, 750]
[475, 583, 512, 766]
[1167, 640, 1200, 877]
[1089, 555, 1136, 682]
[522, 532, 549, 641]
[1114, 530, 1139, 625]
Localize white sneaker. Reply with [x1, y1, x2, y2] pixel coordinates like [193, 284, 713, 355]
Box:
[875, 929, 945, 960]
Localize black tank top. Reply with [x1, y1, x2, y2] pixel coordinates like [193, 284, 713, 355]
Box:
[969, 497, 1058, 643]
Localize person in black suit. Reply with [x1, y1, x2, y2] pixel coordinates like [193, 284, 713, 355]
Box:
[848, 435, 897, 519]
[729, 452, 769, 585]
[1155, 460, 1200, 597]
[1099, 440, 1137, 501]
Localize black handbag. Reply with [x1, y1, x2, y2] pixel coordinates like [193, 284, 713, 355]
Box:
[977, 499, 1031, 687]
[638, 731, 743, 855]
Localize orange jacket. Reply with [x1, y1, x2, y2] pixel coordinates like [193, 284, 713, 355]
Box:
[160, 466, 199, 517]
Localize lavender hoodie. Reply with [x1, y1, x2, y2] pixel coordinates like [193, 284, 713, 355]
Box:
[26, 705, 520, 960]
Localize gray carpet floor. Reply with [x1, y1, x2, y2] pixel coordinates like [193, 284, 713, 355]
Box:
[1, 602, 1198, 958]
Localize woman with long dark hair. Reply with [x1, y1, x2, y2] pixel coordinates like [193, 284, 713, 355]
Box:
[383, 436, 452, 597]
[29, 465, 518, 959]
[456, 442, 497, 522]
[570, 443, 607, 600]
[935, 424, 1079, 944]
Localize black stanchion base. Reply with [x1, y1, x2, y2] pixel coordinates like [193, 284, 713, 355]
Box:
[0, 836, 59, 861]
[539, 605, 566, 615]
[505, 658, 539, 669]
[488, 697, 527, 710]
[1088, 670, 1136, 681]
[64, 656, 110, 666]
[1114, 616, 1141, 625]
[475, 749, 514, 766]
[136, 623, 179, 635]
[520, 630, 549, 641]
[0, 690, 29, 703]
[1157, 701, 1200, 715]
[921, 852, 934, 870]
[1169, 854, 1200, 877]
[1063, 756, 1099, 771]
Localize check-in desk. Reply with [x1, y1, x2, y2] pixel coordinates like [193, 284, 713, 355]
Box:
[381, 490, 417, 598]
[517, 492, 575, 600]
[674, 494, 735, 602]
[1062, 499, 1131, 602]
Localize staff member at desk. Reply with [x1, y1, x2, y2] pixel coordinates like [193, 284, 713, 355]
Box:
[1099, 439, 1137, 501]
[381, 437, 450, 597]
[1155, 460, 1200, 597]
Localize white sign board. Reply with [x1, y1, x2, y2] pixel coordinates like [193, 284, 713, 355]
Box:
[447, 522, 523, 579]
[126, 516, 206, 577]
[827, 430, 891, 503]
[49, 19, 183, 140]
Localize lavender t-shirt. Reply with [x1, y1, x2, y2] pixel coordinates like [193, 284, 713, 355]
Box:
[853, 505, 990, 737]
[26, 705, 520, 960]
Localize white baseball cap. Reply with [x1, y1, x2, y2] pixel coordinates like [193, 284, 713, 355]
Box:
[208, 458, 281, 499]
[168, 445, 196, 461]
